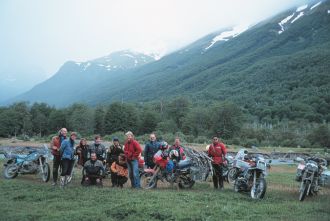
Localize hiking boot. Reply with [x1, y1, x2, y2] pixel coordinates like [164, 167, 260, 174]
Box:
[51, 182, 57, 186]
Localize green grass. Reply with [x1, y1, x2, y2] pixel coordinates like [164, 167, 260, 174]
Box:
[0, 162, 329, 221]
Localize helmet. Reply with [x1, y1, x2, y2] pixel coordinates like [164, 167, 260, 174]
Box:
[160, 141, 168, 150]
[205, 145, 210, 151]
[169, 149, 179, 159]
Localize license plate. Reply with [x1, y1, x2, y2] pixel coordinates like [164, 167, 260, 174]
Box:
[298, 164, 305, 170]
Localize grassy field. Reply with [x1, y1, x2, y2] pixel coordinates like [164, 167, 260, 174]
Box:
[0, 161, 329, 221]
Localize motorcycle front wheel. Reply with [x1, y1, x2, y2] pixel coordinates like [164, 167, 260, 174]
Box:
[227, 168, 238, 185]
[251, 178, 267, 199]
[140, 172, 158, 189]
[299, 180, 310, 201]
[40, 162, 50, 182]
[3, 164, 18, 179]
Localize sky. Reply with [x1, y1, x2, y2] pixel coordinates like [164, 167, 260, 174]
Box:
[0, 0, 307, 100]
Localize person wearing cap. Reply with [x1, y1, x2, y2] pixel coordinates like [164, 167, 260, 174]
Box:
[88, 135, 106, 162]
[144, 133, 160, 169]
[107, 137, 124, 187]
[50, 128, 67, 186]
[59, 132, 77, 187]
[124, 131, 142, 188]
[208, 136, 227, 189]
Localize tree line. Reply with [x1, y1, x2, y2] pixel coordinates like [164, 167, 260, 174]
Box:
[0, 97, 329, 148]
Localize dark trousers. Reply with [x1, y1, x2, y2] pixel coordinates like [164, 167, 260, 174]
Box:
[111, 173, 128, 187]
[82, 175, 103, 187]
[52, 156, 61, 182]
[61, 159, 74, 176]
[212, 163, 224, 189]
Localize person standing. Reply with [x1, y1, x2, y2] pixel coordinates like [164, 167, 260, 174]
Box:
[144, 133, 160, 169]
[107, 137, 124, 187]
[88, 135, 106, 162]
[75, 138, 89, 167]
[124, 131, 142, 188]
[59, 132, 77, 188]
[50, 128, 67, 186]
[208, 136, 227, 189]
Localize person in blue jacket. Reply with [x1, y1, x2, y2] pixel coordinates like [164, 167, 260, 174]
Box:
[144, 133, 160, 168]
[59, 132, 77, 187]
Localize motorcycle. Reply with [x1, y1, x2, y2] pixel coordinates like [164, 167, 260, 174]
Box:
[233, 154, 271, 199]
[3, 145, 50, 182]
[295, 156, 327, 201]
[141, 146, 212, 189]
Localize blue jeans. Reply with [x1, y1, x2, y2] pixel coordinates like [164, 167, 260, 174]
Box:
[127, 159, 140, 188]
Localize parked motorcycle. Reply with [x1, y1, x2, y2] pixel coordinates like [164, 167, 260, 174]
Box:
[3, 145, 50, 182]
[233, 154, 271, 199]
[141, 146, 212, 189]
[295, 156, 327, 201]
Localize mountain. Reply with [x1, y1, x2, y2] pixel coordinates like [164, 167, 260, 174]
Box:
[9, 0, 330, 122]
[7, 50, 155, 106]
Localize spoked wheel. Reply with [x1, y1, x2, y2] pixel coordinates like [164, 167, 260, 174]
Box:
[299, 181, 310, 201]
[140, 172, 158, 189]
[3, 164, 18, 179]
[251, 178, 267, 199]
[227, 168, 238, 185]
[40, 163, 50, 182]
[178, 175, 195, 189]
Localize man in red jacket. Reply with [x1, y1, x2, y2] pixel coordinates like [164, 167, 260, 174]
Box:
[124, 131, 142, 188]
[208, 136, 227, 189]
[50, 128, 67, 186]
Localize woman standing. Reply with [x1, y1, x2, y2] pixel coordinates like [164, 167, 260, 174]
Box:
[75, 138, 89, 167]
[59, 132, 77, 187]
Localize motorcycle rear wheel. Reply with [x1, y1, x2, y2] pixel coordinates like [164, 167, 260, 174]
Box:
[251, 178, 267, 199]
[40, 163, 50, 182]
[299, 181, 310, 201]
[3, 164, 18, 179]
[227, 168, 238, 185]
[140, 172, 157, 189]
[178, 176, 195, 189]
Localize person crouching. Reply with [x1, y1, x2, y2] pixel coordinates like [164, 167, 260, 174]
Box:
[82, 152, 104, 187]
[110, 154, 128, 188]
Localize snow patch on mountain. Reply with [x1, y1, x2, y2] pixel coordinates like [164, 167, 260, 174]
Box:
[205, 25, 249, 50]
[310, 1, 322, 10]
[291, 12, 304, 23]
[278, 13, 295, 34]
[328, 9, 330, 14]
[297, 4, 308, 12]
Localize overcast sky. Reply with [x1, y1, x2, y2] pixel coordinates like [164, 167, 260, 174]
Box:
[0, 0, 307, 79]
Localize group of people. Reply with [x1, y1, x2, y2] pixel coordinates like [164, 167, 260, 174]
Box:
[50, 128, 228, 189]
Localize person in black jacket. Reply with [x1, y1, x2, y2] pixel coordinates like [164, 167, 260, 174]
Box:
[106, 137, 124, 187]
[75, 138, 89, 167]
[88, 135, 106, 162]
[82, 153, 104, 187]
[144, 133, 160, 169]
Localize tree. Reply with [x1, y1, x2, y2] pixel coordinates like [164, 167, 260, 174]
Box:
[167, 97, 191, 129]
[66, 103, 94, 136]
[308, 125, 330, 148]
[210, 102, 245, 139]
[138, 110, 159, 135]
[104, 102, 138, 134]
[94, 105, 106, 136]
[30, 103, 53, 136]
